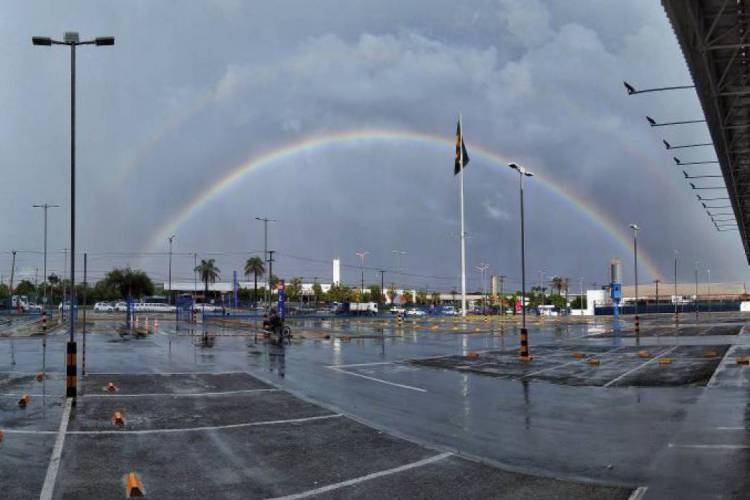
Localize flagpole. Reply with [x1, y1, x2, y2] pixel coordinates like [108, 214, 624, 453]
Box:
[459, 114, 467, 317]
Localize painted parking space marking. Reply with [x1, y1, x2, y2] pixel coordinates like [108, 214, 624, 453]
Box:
[603, 346, 678, 388]
[81, 388, 278, 398]
[522, 346, 626, 378]
[66, 413, 343, 435]
[269, 452, 452, 499]
[39, 397, 72, 500]
[327, 366, 427, 393]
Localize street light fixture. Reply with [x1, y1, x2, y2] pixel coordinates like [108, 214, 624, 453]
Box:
[33, 31, 114, 402]
[662, 139, 713, 150]
[683, 171, 722, 179]
[696, 195, 729, 201]
[674, 157, 720, 166]
[646, 116, 705, 127]
[623, 81, 694, 95]
[508, 162, 533, 360]
[689, 183, 726, 190]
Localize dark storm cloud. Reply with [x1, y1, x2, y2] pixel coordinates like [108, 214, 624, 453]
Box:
[1, 0, 746, 290]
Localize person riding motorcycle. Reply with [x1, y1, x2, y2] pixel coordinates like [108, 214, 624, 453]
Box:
[263, 307, 283, 334]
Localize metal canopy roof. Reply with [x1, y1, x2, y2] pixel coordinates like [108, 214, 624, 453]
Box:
[662, 0, 750, 261]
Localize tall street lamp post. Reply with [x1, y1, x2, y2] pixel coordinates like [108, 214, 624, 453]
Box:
[674, 250, 679, 324]
[33, 203, 59, 344]
[629, 224, 640, 334]
[255, 217, 275, 307]
[33, 32, 114, 402]
[695, 261, 700, 319]
[355, 251, 369, 299]
[508, 162, 533, 360]
[168, 235, 175, 304]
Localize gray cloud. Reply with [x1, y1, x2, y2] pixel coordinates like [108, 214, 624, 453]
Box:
[1, 0, 745, 291]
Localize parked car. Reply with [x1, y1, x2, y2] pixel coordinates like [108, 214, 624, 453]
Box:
[26, 303, 43, 313]
[114, 302, 128, 312]
[390, 307, 406, 315]
[406, 308, 426, 317]
[192, 303, 224, 313]
[441, 306, 458, 316]
[94, 302, 114, 313]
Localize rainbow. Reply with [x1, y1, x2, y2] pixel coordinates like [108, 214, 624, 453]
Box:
[146, 128, 662, 279]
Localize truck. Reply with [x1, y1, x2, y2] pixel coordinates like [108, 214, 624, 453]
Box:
[337, 302, 379, 315]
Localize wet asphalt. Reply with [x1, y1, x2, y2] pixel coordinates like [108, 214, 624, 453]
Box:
[0, 312, 748, 498]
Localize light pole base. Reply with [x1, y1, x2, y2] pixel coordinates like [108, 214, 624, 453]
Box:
[66, 341, 77, 401]
[519, 327, 530, 359]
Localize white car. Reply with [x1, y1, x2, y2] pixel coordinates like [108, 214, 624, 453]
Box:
[390, 307, 406, 315]
[192, 303, 224, 313]
[406, 308, 427, 317]
[114, 302, 128, 312]
[94, 302, 114, 313]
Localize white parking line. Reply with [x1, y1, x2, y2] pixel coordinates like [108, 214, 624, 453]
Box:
[668, 443, 750, 449]
[269, 452, 452, 499]
[628, 486, 648, 500]
[39, 397, 72, 500]
[707, 345, 739, 387]
[522, 346, 625, 378]
[84, 370, 248, 375]
[603, 346, 678, 388]
[82, 388, 278, 398]
[327, 367, 427, 393]
[66, 413, 342, 435]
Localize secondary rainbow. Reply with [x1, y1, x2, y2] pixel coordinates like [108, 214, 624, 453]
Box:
[146, 128, 662, 279]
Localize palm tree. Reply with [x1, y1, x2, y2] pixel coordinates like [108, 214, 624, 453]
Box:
[244, 256, 265, 305]
[194, 259, 220, 305]
[551, 276, 564, 296]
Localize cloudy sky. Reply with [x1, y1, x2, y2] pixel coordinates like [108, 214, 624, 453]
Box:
[0, 0, 745, 292]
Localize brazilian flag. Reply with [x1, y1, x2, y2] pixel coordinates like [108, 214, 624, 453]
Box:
[454, 120, 470, 175]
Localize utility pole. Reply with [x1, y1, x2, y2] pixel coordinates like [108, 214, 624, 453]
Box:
[255, 217, 275, 305]
[475, 263, 489, 314]
[654, 279, 660, 314]
[356, 251, 369, 300]
[379, 270, 385, 308]
[193, 252, 197, 299]
[498, 275, 506, 316]
[168, 235, 175, 304]
[62, 248, 67, 320]
[707, 268, 711, 314]
[9, 250, 16, 309]
[579, 277, 584, 314]
[82, 253, 87, 376]
[695, 261, 700, 319]
[674, 250, 679, 323]
[629, 224, 640, 333]
[392, 250, 406, 299]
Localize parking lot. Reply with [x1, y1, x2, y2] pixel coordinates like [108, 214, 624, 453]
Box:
[0, 313, 748, 498]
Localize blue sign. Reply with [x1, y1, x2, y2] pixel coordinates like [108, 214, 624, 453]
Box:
[277, 280, 286, 319]
[611, 283, 621, 301]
